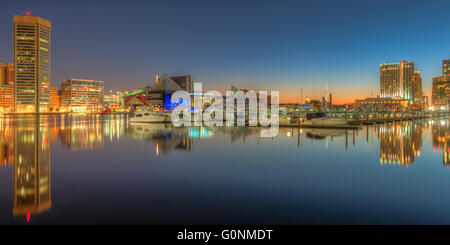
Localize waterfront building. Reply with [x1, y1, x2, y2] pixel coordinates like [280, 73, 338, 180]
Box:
[123, 89, 148, 109]
[165, 75, 193, 93]
[103, 90, 122, 109]
[49, 86, 60, 111]
[0, 63, 15, 112]
[147, 74, 183, 109]
[432, 75, 450, 108]
[14, 14, 51, 113]
[0, 85, 14, 111]
[0, 62, 14, 86]
[355, 97, 410, 109]
[380, 61, 415, 103]
[61, 79, 104, 111]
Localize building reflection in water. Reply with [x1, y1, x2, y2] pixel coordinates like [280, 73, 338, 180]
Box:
[59, 114, 126, 151]
[0, 117, 14, 167]
[432, 120, 450, 166]
[1, 115, 450, 221]
[126, 123, 195, 156]
[11, 117, 51, 217]
[379, 121, 423, 167]
[0, 115, 127, 219]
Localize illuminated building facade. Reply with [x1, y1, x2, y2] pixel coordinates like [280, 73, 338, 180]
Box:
[432, 75, 450, 108]
[443, 59, 450, 76]
[49, 86, 60, 111]
[14, 15, 51, 113]
[103, 90, 122, 109]
[355, 97, 410, 109]
[0, 63, 15, 111]
[0, 62, 14, 86]
[380, 61, 416, 103]
[0, 85, 14, 111]
[61, 79, 104, 111]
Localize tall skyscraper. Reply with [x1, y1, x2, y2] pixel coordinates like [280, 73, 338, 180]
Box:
[14, 14, 51, 113]
[443, 59, 450, 76]
[380, 61, 415, 103]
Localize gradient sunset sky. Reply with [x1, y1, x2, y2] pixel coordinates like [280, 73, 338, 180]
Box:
[1, 0, 450, 104]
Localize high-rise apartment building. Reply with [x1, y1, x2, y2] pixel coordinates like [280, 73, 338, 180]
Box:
[380, 61, 415, 103]
[61, 79, 104, 111]
[14, 14, 51, 113]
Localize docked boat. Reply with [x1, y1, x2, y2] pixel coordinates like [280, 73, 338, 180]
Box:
[302, 112, 353, 128]
[129, 107, 169, 123]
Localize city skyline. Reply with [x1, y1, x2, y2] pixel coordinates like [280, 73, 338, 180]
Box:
[2, 0, 450, 104]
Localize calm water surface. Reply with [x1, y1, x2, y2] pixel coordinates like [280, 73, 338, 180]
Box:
[0, 115, 449, 224]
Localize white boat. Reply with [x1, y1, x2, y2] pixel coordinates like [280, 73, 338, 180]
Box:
[129, 108, 168, 123]
[302, 112, 350, 127]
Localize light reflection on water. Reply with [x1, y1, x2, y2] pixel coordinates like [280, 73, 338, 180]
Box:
[0, 115, 449, 224]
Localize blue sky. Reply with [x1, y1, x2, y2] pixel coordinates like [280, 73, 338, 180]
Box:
[1, 0, 450, 103]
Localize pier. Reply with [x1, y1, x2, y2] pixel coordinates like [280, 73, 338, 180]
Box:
[279, 109, 450, 128]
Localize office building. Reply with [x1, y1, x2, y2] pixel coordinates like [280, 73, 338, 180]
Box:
[61, 79, 104, 111]
[14, 14, 51, 113]
[380, 61, 415, 103]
